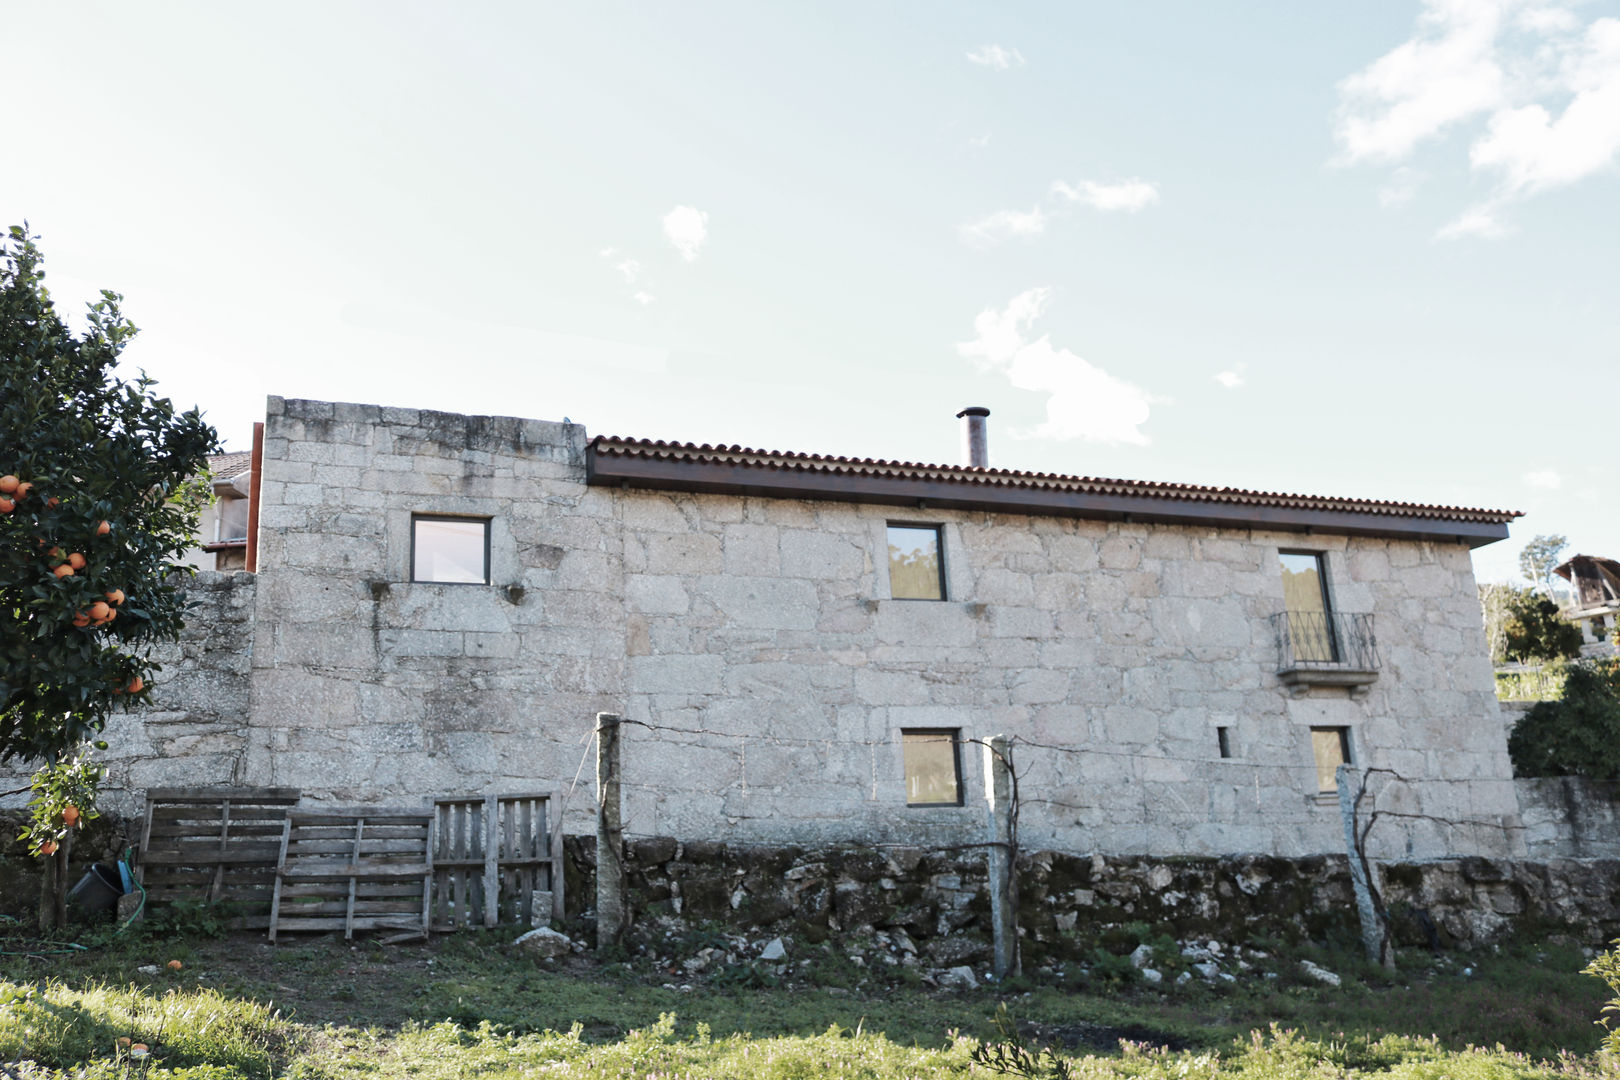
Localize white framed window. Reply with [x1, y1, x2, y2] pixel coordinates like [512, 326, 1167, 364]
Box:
[216, 496, 250, 543]
[412, 515, 490, 584]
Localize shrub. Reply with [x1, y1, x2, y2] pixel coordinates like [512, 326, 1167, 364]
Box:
[1502, 592, 1583, 664]
[1508, 660, 1620, 779]
[1587, 941, 1620, 1056]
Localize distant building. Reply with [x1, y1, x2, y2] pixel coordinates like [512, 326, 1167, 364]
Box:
[177, 442, 261, 572]
[1554, 554, 1620, 653]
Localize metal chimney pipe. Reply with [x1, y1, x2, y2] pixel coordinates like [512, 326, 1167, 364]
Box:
[957, 407, 990, 468]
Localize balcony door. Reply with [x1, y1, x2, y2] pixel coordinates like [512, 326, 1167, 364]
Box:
[1279, 551, 1338, 663]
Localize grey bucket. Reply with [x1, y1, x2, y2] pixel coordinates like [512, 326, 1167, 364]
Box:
[68, 863, 124, 915]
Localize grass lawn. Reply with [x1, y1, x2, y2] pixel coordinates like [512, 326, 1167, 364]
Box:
[0, 918, 1612, 1079]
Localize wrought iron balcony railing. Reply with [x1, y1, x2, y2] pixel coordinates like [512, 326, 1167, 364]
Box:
[1270, 611, 1380, 695]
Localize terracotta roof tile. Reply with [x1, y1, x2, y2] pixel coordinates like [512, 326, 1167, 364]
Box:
[589, 436, 1521, 526]
[208, 452, 253, 482]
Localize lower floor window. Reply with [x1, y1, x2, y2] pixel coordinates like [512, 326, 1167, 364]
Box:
[902, 729, 963, 806]
[1310, 726, 1351, 793]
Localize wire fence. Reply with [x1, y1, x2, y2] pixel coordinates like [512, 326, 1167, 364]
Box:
[592, 716, 1523, 856]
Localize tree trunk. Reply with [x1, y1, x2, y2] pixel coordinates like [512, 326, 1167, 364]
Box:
[37, 836, 71, 933]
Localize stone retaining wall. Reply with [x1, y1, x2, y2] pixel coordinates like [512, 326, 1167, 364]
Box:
[1517, 777, 1620, 860]
[564, 837, 1620, 958]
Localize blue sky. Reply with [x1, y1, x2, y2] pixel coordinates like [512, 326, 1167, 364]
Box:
[6, 2, 1618, 585]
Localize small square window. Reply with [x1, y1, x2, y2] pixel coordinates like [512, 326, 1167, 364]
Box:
[888, 524, 945, 601]
[412, 516, 490, 584]
[901, 729, 963, 807]
[1310, 726, 1351, 793]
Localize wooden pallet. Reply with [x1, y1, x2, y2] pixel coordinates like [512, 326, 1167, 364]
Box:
[432, 793, 563, 930]
[269, 809, 435, 941]
[136, 787, 301, 929]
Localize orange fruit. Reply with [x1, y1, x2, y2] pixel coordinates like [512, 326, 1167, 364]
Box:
[45, 496, 59, 508]
[166, 959, 182, 971]
[72, 612, 90, 628]
[48, 546, 63, 560]
[38, 841, 58, 856]
[62, 805, 79, 826]
[96, 520, 111, 536]
[67, 552, 86, 570]
[99, 608, 118, 625]
[14, 481, 32, 500]
[106, 588, 125, 606]
[0, 498, 12, 514]
[116, 1037, 131, 1049]
[126, 676, 144, 694]
[0, 475, 16, 493]
[89, 601, 111, 621]
[53, 564, 74, 578]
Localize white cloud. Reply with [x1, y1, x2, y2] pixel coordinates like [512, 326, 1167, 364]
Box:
[1467, 19, 1620, 196]
[613, 258, 642, 284]
[968, 133, 992, 149]
[1378, 166, 1423, 207]
[1523, 468, 1563, 489]
[956, 288, 1161, 445]
[967, 44, 1025, 70]
[633, 291, 655, 306]
[662, 205, 709, 262]
[958, 206, 1047, 247]
[1213, 364, 1247, 389]
[1050, 178, 1161, 213]
[1335, 1, 1509, 164]
[1437, 201, 1513, 237]
[1337, 2, 1620, 234]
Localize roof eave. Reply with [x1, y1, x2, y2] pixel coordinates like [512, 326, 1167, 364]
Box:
[586, 451, 1512, 548]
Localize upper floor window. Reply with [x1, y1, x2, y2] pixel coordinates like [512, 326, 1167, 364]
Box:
[412, 516, 490, 584]
[1279, 551, 1335, 662]
[888, 524, 945, 600]
[217, 496, 250, 543]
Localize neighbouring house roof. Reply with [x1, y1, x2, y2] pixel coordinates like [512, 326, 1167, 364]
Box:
[208, 452, 253, 483]
[586, 436, 1521, 548]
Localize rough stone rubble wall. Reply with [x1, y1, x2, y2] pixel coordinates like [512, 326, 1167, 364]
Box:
[568, 837, 1620, 955]
[0, 571, 255, 814]
[223, 396, 1522, 860]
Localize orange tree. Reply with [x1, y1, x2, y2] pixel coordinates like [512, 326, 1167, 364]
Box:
[0, 225, 217, 770]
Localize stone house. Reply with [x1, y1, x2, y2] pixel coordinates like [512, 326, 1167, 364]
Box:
[6, 396, 1534, 863]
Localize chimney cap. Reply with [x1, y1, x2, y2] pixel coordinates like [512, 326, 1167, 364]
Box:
[956, 406, 990, 419]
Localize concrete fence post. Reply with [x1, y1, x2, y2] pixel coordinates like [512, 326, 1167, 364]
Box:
[1336, 764, 1395, 970]
[984, 734, 1020, 978]
[595, 712, 626, 950]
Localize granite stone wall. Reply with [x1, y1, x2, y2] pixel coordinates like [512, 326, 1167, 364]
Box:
[1517, 777, 1620, 859]
[229, 397, 1522, 860]
[0, 571, 255, 815]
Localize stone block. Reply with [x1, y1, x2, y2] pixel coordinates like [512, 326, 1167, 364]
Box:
[628, 654, 724, 695]
[700, 576, 819, 630]
[643, 533, 723, 575]
[780, 529, 865, 579]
